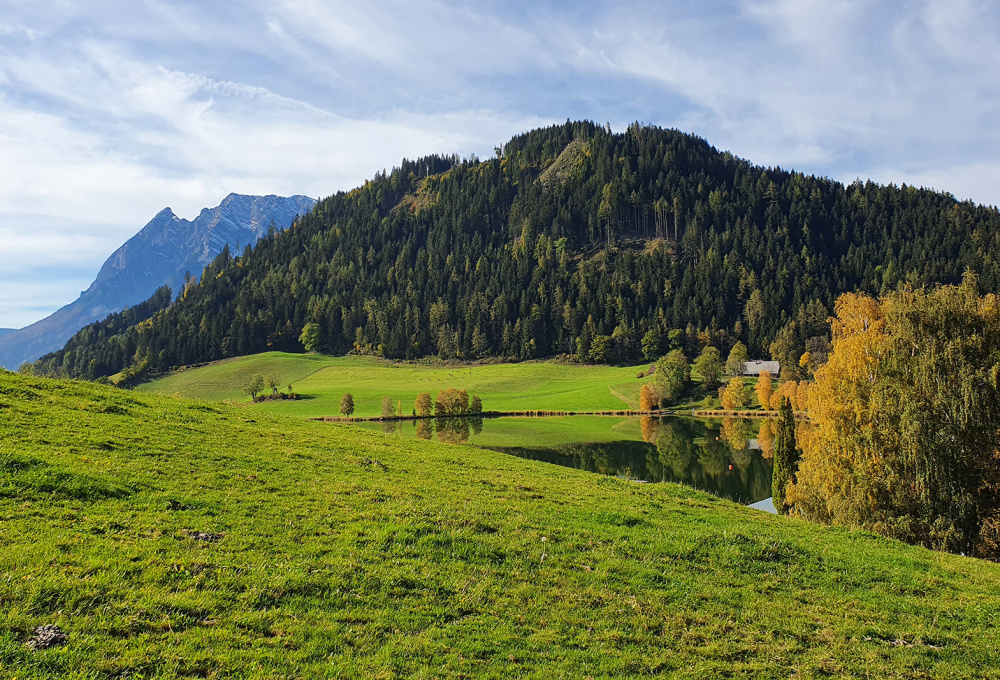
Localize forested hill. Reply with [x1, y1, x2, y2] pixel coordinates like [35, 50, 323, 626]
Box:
[31, 121, 1000, 380]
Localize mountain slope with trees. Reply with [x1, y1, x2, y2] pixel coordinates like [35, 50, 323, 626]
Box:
[30, 121, 1000, 380]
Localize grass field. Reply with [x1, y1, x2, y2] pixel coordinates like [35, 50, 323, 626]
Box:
[139, 352, 659, 418]
[3, 370, 1000, 677]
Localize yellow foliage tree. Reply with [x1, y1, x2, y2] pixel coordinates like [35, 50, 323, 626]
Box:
[639, 383, 658, 411]
[769, 380, 798, 410]
[721, 377, 748, 410]
[755, 370, 773, 410]
[788, 280, 1000, 558]
[795, 381, 811, 412]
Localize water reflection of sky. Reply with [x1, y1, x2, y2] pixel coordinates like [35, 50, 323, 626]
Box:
[356, 416, 799, 505]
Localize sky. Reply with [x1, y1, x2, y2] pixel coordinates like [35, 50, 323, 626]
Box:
[2, 0, 1000, 328]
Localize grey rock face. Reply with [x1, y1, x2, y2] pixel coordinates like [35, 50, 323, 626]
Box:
[0, 193, 315, 369]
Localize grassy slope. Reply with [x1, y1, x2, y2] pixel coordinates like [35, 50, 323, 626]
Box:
[139, 352, 654, 418]
[3, 372, 999, 678]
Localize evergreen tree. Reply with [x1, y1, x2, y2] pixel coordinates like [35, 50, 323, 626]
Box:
[772, 396, 799, 513]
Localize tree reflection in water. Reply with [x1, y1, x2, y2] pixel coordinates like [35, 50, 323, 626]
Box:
[411, 417, 484, 443]
[488, 417, 774, 504]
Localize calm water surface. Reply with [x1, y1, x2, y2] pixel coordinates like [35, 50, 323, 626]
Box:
[356, 415, 780, 504]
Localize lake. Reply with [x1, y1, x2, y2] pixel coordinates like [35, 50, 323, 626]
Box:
[355, 415, 778, 505]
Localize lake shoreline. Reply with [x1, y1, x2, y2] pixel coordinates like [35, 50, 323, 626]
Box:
[313, 409, 676, 423]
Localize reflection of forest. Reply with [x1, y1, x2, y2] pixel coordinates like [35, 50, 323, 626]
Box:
[490, 417, 775, 504]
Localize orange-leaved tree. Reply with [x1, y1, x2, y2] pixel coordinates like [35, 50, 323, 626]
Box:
[639, 383, 659, 411]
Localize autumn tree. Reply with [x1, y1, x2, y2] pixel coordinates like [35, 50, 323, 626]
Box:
[693, 346, 723, 389]
[772, 397, 799, 513]
[726, 341, 748, 377]
[769, 380, 799, 411]
[639, 382, 659, 411]
[721, 377, 749, 410]
[415, 392, 433, 417]
[339, 392, 355, 416]
[755, 370, 773, 410]
[788, 278, 1000, 558]
[435, 388, 470, 416]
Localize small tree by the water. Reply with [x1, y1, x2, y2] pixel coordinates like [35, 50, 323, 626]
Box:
[415, 392, 433, 417]
[435, 388, 470, 416]
[769, 380, 799, 411]
[470, 395, 483, 414]
[639, 383, 658, 411]
[381, 396, 395, 418]
[721, 377, 748, 410]
[772, 397, 799, 513]
[755, 370, 773, 409]
[339, 393, 355, 416]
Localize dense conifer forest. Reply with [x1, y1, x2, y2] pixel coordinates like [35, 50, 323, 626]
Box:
[30, 121, 1000, 379]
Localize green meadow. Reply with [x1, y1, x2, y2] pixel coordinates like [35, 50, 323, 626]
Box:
[3, 370, 1000, 678]
[138, 352, 658, 418]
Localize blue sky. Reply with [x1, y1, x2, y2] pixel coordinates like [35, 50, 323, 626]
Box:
[2, 0, 1000, 328]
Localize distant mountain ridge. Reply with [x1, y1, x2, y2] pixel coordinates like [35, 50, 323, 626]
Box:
[0, 193, 315, 369]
